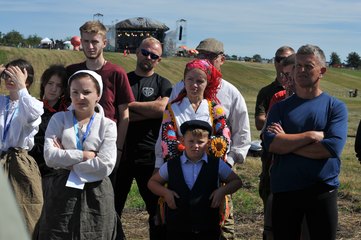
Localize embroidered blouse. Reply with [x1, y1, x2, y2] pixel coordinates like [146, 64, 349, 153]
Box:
[159, 97, 230, 163]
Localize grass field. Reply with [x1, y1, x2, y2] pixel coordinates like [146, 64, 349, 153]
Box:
[1, 46, 361, 239]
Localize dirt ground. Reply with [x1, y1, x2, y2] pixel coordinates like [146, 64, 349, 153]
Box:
[122, 195, 361, 240]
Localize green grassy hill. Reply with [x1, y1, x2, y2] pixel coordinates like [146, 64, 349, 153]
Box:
[1, 46, 360, 133]
[1, 46, 361, 239]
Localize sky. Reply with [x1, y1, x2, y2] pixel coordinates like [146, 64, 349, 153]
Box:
[1, 0, 361, 61]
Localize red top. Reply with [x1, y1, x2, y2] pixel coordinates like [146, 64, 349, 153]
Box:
[268, 90, 286, 113]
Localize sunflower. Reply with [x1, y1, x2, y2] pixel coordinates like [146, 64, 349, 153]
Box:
[210, 136, 228, 158]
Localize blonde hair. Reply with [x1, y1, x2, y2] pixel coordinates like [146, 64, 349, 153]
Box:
[79, 21, 107, 38]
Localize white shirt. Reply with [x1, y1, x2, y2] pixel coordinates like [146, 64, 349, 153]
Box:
[44, 107, 117, 183]
[0, 89, 43, 153]
[155, 98, 214, 168]
[156, 79, 251, 167]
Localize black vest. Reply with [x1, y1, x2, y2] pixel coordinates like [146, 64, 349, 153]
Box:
[166, 156, 220, 232]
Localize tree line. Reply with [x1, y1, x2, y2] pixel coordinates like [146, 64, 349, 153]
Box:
[0, 30, 70, 49]
[1, 30, 360, 69]
[329, 52, 361, 69]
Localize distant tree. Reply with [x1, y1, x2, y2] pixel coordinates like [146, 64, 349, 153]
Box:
[3, 30, 24, 46]
[244, 56, 251, 62]
[346, 52, 361, 69]
[0, 31, 4, 44]
[329, 52, 341, 66]
[25, 34, 42, 47]
[231, 55, 237, 60]
[253, 54, 262, 63]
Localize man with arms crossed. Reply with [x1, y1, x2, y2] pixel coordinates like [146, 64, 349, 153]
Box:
[263, 44, 347, 239]
[115, 37, 172, 240]
[66, 21, 135, 184]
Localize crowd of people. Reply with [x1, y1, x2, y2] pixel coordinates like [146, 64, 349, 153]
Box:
[0, 19, 355, 240]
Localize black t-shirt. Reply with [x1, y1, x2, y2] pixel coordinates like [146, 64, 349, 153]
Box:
[125, 71, 172, 164]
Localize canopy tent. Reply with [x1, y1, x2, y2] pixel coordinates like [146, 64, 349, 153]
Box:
[116, 17, 169, 31]
[115, 17, 169, 52]
[40, 37, 52, 44]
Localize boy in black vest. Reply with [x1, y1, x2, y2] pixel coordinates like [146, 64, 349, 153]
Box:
[148, 120, 242, 240]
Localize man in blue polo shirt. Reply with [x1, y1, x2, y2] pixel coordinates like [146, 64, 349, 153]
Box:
[263, 44, 348, 239]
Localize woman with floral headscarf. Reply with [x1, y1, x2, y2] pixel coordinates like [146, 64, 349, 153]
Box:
[160, 59, 230, 162]
[154, 59, 232, 233]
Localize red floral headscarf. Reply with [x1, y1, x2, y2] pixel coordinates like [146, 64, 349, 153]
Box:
[173, 59, 222, 104]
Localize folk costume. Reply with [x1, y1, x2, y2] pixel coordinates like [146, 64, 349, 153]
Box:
[38, 70, 118, 240]
[155, 59, 231, 227]
[0, 88, 44, 237]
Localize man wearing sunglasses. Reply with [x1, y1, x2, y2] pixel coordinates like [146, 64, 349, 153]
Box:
[155, 38, 251, 240]
[255, 46, 295, 131]
[115, 37, 172, 240]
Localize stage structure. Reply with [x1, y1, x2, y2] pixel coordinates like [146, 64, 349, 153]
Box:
[163, 19, 187, 56]
[176, 19, 187, 48]
[115, 17, 169, 53]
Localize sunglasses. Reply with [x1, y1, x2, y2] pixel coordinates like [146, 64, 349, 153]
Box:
[275, 56, 286, 63]
[140, 49, 160, 60]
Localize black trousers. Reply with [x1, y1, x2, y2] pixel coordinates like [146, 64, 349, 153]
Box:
[272, 186, 338, 240]
[113, 151, 162, 240]
[167, 230, 220, 240]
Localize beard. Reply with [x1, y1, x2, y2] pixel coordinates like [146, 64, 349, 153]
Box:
[137, 60, 154, 72]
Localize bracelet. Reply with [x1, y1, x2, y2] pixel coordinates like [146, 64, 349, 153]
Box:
[117, 148, 123, 152]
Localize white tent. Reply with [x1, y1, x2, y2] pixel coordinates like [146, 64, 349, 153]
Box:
[40, 37, 52, 44]
[63, 40, 73, 50]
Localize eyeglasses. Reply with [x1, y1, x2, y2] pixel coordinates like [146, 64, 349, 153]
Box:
[275, 56, 286, 63]
[280, 72, 292, 79]
[140, 49, 160, 60]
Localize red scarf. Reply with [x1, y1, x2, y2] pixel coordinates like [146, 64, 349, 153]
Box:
[43, 97, 68, 113]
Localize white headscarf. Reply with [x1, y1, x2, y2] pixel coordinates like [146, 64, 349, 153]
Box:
[67, 70, 105, 116]
[68, 70, 103, 97]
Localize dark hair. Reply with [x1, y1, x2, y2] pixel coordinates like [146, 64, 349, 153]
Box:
[68, 72, 101, 96]
[5, 59, 34, 87]
[275, 46, 295, 57]
[40, 65, 68, 99]
[281, 54, 296, 67]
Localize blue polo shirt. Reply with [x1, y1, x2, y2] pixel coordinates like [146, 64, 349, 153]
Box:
[263, 93, 348, 193]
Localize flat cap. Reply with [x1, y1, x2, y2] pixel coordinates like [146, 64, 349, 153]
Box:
[180, 120, 212, 136]
[196, 38, 224, 54]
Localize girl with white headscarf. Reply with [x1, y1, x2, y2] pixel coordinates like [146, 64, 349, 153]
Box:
[38, 70, 117, 240]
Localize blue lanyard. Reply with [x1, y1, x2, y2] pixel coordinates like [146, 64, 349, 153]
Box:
[73, 112, 95, 150]
[2, 97, 18, 142]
